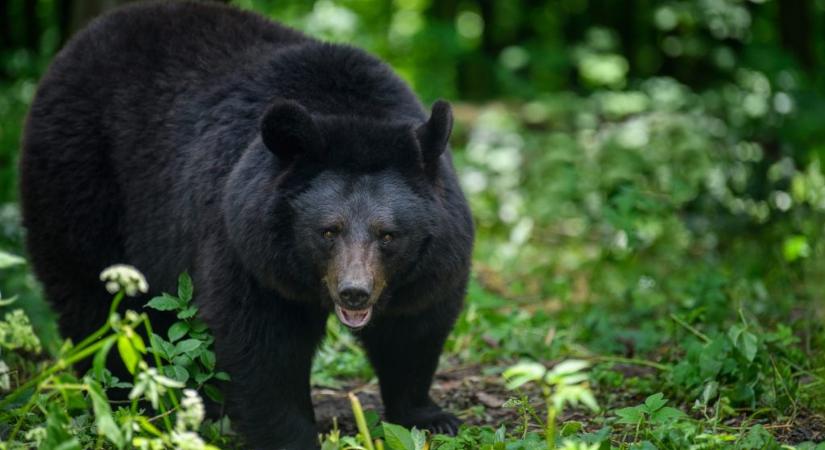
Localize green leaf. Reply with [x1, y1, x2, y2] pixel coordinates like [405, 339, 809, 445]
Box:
[0, 251, 25, 268]
[168, 321, 190, 342]
[410, 427, 427, 450]
[729, 324, 759, 362]
[163, 364, 190, 383]
[173, 354, 193, 367]
[549, 359, 590, 376]
[145, 294, 181, 311]
[214, 371, 231, 381]
[175, 338, 202, 355]
[199, 349, 216, 370]
[700, 380, 719, 406]
[728, 324, 745, 346]
[383, 422, 415, 450]
[614, 406, 645, 424]
[117, 335, 139, 374]
[178, 272, 194, 303]
[739, 331, 759, 362]
[194, 371, 212, 384]
[130, 332, 146, 354]
[204, 383, 224, 403]
[503, 361, 546, 389]
[93, 337, 116, 381]
[43, 403, 81, 450]
[150, 333, 175, 360]
[651, 406, 687, 423]
[177, 306, 198, 319]
[86, 377, 125, 449]
[643, 393, 667, 412]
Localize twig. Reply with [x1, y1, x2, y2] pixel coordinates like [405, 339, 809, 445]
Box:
[670, 314, 711, 343]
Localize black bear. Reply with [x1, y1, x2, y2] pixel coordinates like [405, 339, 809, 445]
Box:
[19, 2, 473, 449]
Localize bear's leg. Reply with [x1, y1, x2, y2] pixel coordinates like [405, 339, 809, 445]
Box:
[359, 299, 462, 435]
[208, 294, 327, 450]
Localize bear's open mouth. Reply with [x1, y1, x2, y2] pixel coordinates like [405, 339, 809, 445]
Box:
[334, 304, 373, 329]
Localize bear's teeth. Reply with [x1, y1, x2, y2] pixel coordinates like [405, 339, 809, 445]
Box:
[334, 305, 372, 328]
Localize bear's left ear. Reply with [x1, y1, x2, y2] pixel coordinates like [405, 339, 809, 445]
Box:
[260, 99, 323, 163]
[415, 100, 453, 167]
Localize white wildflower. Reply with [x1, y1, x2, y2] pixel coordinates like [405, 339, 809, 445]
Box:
[171, 431, 208, 450]
[100, 264, 148, 296]
[23, 426, 47, 446]
[129, 366, 184, 409]
[176, 389, 206, 432]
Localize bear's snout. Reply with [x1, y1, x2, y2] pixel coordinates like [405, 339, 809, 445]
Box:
[338, 285, 371, 309]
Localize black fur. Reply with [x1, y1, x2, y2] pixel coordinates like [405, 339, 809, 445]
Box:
[19, 2, 473, 449]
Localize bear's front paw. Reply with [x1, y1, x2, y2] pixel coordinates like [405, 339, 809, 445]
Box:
[388, 406, 462, 436]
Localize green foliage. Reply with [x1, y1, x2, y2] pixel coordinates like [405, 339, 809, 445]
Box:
[0, 264, 222, 449]
[144, 273, 228, 402]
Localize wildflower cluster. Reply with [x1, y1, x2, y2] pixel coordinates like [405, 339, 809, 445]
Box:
[100, 264, 149, 296]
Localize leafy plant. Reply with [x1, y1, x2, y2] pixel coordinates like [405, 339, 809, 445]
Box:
[503, 360, 600, 449]
[144, 273, 229, 402]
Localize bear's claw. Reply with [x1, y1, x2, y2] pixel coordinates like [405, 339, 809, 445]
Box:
[390, 407, 462, 436]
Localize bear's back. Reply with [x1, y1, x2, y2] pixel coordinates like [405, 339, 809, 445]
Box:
[64, 1, 306, 85]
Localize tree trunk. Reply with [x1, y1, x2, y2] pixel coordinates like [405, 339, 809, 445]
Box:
[778, 0, 815, 69]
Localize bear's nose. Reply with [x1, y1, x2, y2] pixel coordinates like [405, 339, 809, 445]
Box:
[338, 286, 371, 308]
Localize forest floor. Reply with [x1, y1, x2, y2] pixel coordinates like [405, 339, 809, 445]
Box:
[313, 364, 825, 445]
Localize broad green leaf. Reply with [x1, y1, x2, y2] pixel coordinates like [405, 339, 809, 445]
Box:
[117, 335, 139, 374]
[86, 377, 125, 449]
[503, 361, 546, 389]
[549, 359, 590, 376]
[177, 306, 198, 319]
[194, 371, 212, 384]
[651, 406, 687, 423]
[214, 371, 231, 381]
[643, 393, 667, 412]
[383, 422, 415, 450]
[145, 294, 181, 311]
[410, 427, 427, 450]
[130, 332, 146, 353]
[150, 333, 174, 360]
[199, 349, 216, 370]
[175, 338, 202, 355]
[163, 364, 190, 383]
[204, 383, 224, 403]
[178, 272, 194, 303]
[173, 354, 193, 367]
[168, 321, 190, 342]
[93, 337, 117, 381]
[614, 406, 645, 424]
[739, 331, 759, 362]
[728, 324, 745, 346]
[43, 403, 81, 450]
[700, 381, 719, 406]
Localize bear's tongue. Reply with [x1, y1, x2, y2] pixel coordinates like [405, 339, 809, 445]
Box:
[334, 305, 372, 329]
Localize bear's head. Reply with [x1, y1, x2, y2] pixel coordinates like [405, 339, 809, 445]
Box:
[224, 100, 461, 329]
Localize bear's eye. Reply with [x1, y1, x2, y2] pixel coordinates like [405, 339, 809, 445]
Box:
[380, 233, 394, 244]
[322, 226, 341, 240]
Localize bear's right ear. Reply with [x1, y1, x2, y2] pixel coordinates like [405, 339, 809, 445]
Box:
[415, 100, 453, 167]
[260, 99, 322, 162]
